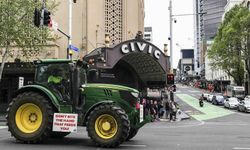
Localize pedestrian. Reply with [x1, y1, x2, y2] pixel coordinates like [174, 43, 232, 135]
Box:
[157, 101, 164, 119]
[145, 99, 151, 116]
[169, 100, 179, 122]
[165, 100, 170, 119]
[153, 100, 159, 121]
[149, 100, 156, 121]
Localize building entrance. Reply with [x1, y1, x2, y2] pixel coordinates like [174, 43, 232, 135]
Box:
[84, 38, 170, 92]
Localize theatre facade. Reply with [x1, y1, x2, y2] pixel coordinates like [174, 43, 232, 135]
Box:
[84, 38, 170, 95]
[0, 38, 169, 112]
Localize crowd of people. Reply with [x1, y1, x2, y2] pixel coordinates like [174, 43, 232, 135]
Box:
[141, 97, 180, 122]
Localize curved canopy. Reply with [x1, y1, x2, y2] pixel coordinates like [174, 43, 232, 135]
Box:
[84, 39, 170, 88]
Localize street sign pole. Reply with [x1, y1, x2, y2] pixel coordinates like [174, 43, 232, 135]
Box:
[169, 0, 173, 72]
[68, 0, 72, 59]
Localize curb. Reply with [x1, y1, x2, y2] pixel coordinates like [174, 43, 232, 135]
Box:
[179, 110, 191, 120]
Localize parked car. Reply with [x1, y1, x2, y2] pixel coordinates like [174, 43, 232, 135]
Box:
[207, 94, 214, 102]
[238, 100, 250, 113]
[224, 97, 239, 109]
[244, 95, 250, 101]
[212, 95, 225, 105]
[202, 93, 210, 100]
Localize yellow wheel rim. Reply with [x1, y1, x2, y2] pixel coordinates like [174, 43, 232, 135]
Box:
[15, 103, 43, 133]
[95, 114, 118, 139]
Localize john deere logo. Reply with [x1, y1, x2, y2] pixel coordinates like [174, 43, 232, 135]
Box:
[121, 42, 161, 59]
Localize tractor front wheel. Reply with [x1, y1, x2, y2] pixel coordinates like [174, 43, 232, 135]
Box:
[86, 104, 130, 148]
[6, 92, 53, 143]
[126, 128, 139, 141]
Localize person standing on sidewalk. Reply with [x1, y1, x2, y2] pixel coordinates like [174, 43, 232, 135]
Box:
[165, 100, 170, 119]
[169, 100, 179, 122]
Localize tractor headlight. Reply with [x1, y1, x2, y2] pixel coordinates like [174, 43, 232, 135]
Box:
[131, 92, 139, 98]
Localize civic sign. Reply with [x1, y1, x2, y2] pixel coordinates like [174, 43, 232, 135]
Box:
[53, 113, 78, 132]
[120, 42, 161, 59]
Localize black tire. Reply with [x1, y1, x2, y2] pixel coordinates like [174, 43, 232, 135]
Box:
[86, 104, 130, 148]
[126, 128, 138, 141]
[6, 92, 53, 143]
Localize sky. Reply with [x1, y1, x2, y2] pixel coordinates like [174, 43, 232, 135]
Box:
[144, 0, 194, 68]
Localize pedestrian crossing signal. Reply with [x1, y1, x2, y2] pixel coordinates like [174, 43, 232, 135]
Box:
[43, 9, 51, 26]
[167, 74, 175, 85]
[34, 8, 41, 27]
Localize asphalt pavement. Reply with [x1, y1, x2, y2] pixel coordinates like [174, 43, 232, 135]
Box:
[0, 84, 250, 150]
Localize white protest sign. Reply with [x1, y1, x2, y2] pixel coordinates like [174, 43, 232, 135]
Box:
[53, 113, 78, 132]
[140, 104, 144, 123]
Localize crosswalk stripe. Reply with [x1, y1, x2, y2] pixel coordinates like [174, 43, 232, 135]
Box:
[0, 126, 7, 129]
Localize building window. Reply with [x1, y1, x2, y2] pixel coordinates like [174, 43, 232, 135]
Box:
[105, 0, 123, 45]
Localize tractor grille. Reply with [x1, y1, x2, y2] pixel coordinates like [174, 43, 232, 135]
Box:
[104, 89, 112, 97]
[119, 91, 138, 107]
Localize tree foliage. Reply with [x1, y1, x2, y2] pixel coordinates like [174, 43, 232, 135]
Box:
[208, 5, 250, 86]
[0, 0, 58, 81]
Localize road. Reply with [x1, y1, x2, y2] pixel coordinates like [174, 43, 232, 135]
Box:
[0, 84, 250, 150]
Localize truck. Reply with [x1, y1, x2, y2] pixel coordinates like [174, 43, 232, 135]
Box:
[226, 85, 245, 100]
[6, 59, 151, 148]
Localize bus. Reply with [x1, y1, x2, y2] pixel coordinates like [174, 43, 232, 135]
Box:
[226, 85, 245, 100]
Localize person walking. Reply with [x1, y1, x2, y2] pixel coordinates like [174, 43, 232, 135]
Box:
[165, 100, 170, 119]
[169, 100, 178, 122]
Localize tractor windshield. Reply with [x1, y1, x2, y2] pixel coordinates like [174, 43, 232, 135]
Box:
[36, 63, 70, 84]
[35, 63, 71, 101]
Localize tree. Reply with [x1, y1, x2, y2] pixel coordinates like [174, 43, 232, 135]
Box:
[0, 0, 58, 81]
[208, 5, 250, 86]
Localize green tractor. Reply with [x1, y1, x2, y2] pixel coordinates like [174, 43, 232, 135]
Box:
[6, 59, 151, 148]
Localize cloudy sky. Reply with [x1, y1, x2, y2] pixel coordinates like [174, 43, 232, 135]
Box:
[144, 0, 194, 68]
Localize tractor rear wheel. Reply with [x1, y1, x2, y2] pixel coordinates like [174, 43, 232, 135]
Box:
[86, 104, 130, 148]
[6, 92, 53, 143]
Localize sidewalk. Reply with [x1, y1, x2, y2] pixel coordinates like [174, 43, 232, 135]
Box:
[159, 109, 191, 122]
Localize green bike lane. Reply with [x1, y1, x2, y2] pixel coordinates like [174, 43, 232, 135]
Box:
[176, 94, 234, 121]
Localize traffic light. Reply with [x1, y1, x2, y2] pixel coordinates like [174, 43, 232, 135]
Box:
[43, 9, 51, 26]
[34, 8, 41, 27]
[167, 74, 175, 85]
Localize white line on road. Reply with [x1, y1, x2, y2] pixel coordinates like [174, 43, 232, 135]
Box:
[188, 90, 200, 93]
[145, 120, 205, 129]
[0, 126, 7, 129]
[120, 144, 147, 147]
[233, 147, 250, 150]
[205, 122, 248, 126]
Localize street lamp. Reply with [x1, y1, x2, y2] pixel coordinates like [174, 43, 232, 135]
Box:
[164, 44, 168, 56]
[168, 0, 206, 72]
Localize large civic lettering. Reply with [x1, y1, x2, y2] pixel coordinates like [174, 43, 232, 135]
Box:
[120, 42, 161, 60]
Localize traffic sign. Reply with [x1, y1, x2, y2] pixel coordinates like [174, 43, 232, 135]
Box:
[69, 44, 79, 52]
[185, 66, 191, 71]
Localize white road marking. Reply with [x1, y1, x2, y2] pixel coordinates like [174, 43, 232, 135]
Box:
[233, 147, 250, 150]
[0, 126, 7, 129]
[188, 90, 200, 93]
[145, 120, 205, 129]
[120, 144, 147, 147]
[205, 122, 248, 126]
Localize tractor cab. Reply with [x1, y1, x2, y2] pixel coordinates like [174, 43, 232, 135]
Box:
[34, 59, 87, 107]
